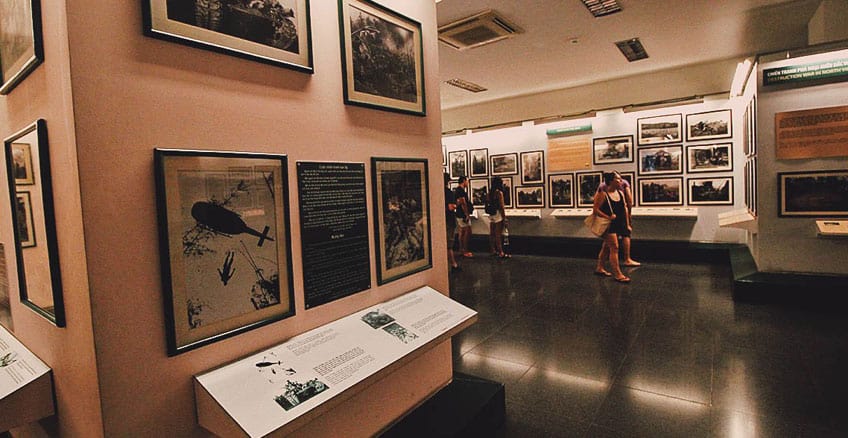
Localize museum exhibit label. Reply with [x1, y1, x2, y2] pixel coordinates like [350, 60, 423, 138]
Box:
[296, 162, 370, 308]
[0, 325, 54, 431]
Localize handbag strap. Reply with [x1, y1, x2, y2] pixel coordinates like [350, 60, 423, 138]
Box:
[601, 191, 614, 217]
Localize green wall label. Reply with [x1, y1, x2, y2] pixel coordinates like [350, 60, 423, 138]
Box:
[546, 124, 592, 136]
[763, 58, 848, 86]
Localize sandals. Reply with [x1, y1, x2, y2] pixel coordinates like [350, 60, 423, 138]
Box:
[614, 276, 631, 283]
[594, 270, 612, 277]
[623, 260, 641, 267]
[498, 253, 512, 259]
[463, 252, 474, 258]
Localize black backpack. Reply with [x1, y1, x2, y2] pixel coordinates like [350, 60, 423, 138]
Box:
[484, 190, 498, 215]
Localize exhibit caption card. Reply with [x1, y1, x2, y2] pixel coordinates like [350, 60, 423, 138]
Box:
[0, 325, 50, 400]
[196, 286, 476, 437]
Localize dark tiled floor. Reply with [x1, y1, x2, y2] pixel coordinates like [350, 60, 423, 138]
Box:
[450, 254, 848, 438]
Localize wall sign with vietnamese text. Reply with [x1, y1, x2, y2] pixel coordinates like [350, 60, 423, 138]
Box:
[775, 105, 848, 159]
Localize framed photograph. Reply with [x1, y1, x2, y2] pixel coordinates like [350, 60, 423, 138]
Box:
[637, 114, 682, 145]
[750, 96, 758, 157]
[686, 109, 732, 142]
[490, 153, 518, 176]
[469, 179, 489, 206]
[778, 170, 848, 217]
[500, 176, 514, 208]
[688, 177, 733, 205]
[515, 186, 544, 208]
[620, 171, 636, 206]
[371, 157, 431, 284]
[4, 120, 65, 326]
[142, 0, 313, 73]
[11, 143, 35, 185]
[339, 0, 424, 115]
[638, 177, 684, 206]
[686, 143, 733, 173]
[0, 0, 43, 94]
[593, 135, 634, 165]
[15, 191, 35, 248]
[576, 171, 602, 207]
[154, 149, 295, 355]
[750, 157, 757, 215]
[638, 145, 683, 176]
[469, 148, 488, 177]
[548, 173, 574, 208]
[442, 145, 447, 166]
[520, 150, 544, 185]
[448, 150, 468, 180]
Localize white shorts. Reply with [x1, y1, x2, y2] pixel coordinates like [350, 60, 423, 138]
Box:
[456, 217, 471, 228]
[489, 212, 503, 223]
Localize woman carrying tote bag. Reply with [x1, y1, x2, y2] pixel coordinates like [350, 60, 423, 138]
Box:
[592, 172, 631, 283]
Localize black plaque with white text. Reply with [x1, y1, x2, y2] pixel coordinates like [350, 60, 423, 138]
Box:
[297, 162, 370, 308]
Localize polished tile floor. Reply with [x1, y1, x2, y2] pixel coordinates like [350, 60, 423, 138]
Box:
[449, 253, 848, 437]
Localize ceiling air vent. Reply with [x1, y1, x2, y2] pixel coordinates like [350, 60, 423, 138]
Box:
[615, 38, 649, 62]
[580, 0, 622, 17]
[438, 10, 523, 51]
[445, 78, 488, 93]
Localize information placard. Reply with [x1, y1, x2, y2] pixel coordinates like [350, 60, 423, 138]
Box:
[296, 162, 370, 308]
[0, 326, 49, 400]
[775, 105, 848, 159]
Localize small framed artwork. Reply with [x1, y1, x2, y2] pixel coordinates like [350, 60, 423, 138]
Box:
[448, 150, 468, 180]
[142, 0, 313, 73]
[520, 150, 545, 185]
[638, 145, 683, 176]
[593, 135, 634, 165]
[778, 169, 848, 217]
[469, 148, 488, 177]
[686, 143, 733, 173]
[15, 191, 36, 248]
[750, 96, 758, 157]
[469, 179, 489, 206]
[490, 153, 518, 176]
[154, 149, 295, 355]
[619, 171, 636, 206]
[500, 176, 514, 208]
[688, 177, 733, 205]
[750, 157, 757, 215]
[638, 177, 684, 206]
[372, 157, 431, 284]
[339, 0, 424, 115]
[548, 173, 574, 208]
[0, 0, 44, 94]
[11, 143, 35, 185]
[515, 186, 544, 208]
[637, 114, 682, 145]
[576, 171, 602, 207]
[686, 109, 732, 142]
[442, 145, 447, 166]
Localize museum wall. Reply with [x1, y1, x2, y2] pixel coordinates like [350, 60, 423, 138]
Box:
[65, 1, 446, 437]
[0, 0, 104, 436]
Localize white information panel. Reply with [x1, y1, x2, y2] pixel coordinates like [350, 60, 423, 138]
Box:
[196, 286, 476, 437]
[0, 326, 50, 400]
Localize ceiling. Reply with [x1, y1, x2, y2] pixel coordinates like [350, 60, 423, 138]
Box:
[436, 0, 822, 110]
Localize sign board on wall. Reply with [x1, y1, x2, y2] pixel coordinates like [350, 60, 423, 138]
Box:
[775, 105, 848, 159]
[763, 58, 848, 86]
[547, 129, 593, 171]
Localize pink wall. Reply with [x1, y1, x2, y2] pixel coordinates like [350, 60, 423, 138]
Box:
[64, 1, 447, 436]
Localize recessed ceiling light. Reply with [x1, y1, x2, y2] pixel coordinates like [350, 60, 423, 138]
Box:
[445, 78, 488, 93]
[615, 38, 649, 62]
[580, 0, 622, 18]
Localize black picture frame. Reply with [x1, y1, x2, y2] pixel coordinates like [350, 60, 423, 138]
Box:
[469, 148, 488, 177]
[500, 176, 514, 209]
[371, 157, 432, 285]
[490, 153, 518, 176]
[576, 171, 602, 208]
[688, 177, 733, 205]
[638, 145, 684, 176]
[11, 143, 35, 185]
[154, 149, 295, 355]
[339, 0, 425, 115]
[685, 143, 733, 173]
[469, 178, 489, 206]
[15, 191, 35, 248]
[778, 169, 848, 217]
[547, 173, 574, 208]
[637, 113, 682, 146]
[3, 119, 65, 326]
[593, 135, 634, 165]
[520, 150, 545, 185]
[685, 109, 733, 142]
[515, 186, 545, 208]
[447, 150, 468, 180]
[638, 177, 685, 206]
[0, 0, 44, 94]
[619, 171, 636, 206]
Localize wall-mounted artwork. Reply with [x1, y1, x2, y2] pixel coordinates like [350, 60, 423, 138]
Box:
[448, 150, 467, 180]
[686, 143, 733, 173]
[0, 0, 43, 94]
[520, 150, 544, 185]
[143, 0, 313, 73]
[778, 170, 848, 217]
[339, 0, 424, 115]
[14, 191, 35, 248]
[548, 173, 574, 208]
[500, 176, 514, 208]
[515, 186, 544, 208]
[469, 178, 489, 206]
[11, 143, 34, 185]
[620, 171, 636, 206]
[576, 171, 602, 207]
[638, 145, 683, 176]
[688, 177, 733, 205]
[154, 149, 295, 355]
[638, 177, 684, 206]
[637, 114, 682, 145]
[685, 109, 732, 142]
[593, 135, 634, 165]
[371, 157, 431, 284]
[490, 153, 518, 176]
[469, 148, 488, 177]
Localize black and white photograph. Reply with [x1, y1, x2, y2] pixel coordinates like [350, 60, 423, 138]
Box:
[490, 153, 518, 176]
[361, 310, 395, 329]
[383, 322, 418, 344]
[638, 177, 684, 206]
[593, 135, 634, 165]
[469, 148, 488, 177]
[448, 150, 468, 180]
[274, 378, 329, 411]
[576, 171, 602, 208]
[637, 113, 682, 145]
[15, 191, 35, 248]
[778, 170, 848, 217]
[0, 0, 43, 94]
[686, 109, 732, 142]
[638, 145, 683, 176]
[154, 149, 295, 355]
[688, 177, 733, 205]
[372, 157, 431, 284]
[11, 143, 34, 185]
[340, 0, 424, 115]
[470, 179, 489, 206]
[548, 173, 574, 208]
[501, 176, 514, 208]
[520, 150, 545, 185]
[686, 143, 733, 173]
[143, 0, 313, 73]
[515, 186, 544, 208]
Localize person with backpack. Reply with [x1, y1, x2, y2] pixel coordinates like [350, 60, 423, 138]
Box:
[486, 176, 510, 258]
